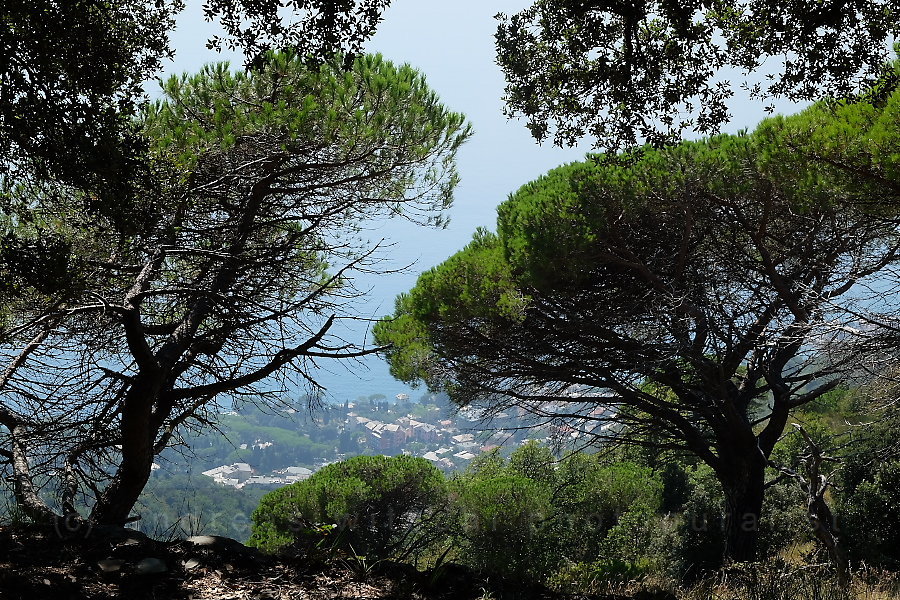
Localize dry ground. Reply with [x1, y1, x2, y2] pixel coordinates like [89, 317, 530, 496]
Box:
[0, 525, 572, 600]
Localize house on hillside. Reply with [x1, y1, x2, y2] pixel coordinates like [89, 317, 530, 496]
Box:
[201, 462, 254, 487]
[280, 466, 314, 482]
[379, 423, 408, 451]
[403, 419, 441, 443]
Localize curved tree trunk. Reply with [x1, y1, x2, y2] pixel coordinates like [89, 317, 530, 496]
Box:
[797, 425, 850, 588]
[89, 374, 159, 525]
[10, 425, 60, 524]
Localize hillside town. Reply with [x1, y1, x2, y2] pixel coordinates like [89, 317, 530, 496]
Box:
[193, 393, 609, 488]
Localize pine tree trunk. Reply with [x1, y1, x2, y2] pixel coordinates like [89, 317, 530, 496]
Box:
[90, 374, 158, 525]
[10, 425, 59, 523]
[721, 456, 767, 563]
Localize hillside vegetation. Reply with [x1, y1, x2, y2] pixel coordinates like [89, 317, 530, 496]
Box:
[246, 385, 900, 599]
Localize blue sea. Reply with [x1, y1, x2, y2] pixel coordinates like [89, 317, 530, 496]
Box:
[303, 217, 456, 404]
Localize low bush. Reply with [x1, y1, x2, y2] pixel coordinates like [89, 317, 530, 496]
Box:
[840, 459, 900, 569]
[248, 454, 447, 559]
[670, 465, 725, 579]
[451, 472, 554, 580]
[449, 444, 665, 585]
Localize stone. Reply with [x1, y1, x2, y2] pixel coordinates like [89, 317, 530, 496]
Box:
[185, 534, 256, 558]
[135, 557, 167, 575]
[97, 559, 125, 573]
[186, 534, 241, 549]
[184, 534, 261, 567]
[118, 538, 141, 546]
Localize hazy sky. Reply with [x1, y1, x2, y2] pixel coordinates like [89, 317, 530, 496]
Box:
[161, 2, 802, 401]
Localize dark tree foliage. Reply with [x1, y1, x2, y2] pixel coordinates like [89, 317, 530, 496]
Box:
[203, 0, 390, 69]
[376, 92, 900, 561]
[0, 0, 391, 203]
[496, 0, 900, 150]
[0, 0, 179, 234]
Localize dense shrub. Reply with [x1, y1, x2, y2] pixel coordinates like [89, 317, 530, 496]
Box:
[757, 479, 808, 560]
[839, 413, 900, 494]
[840, 460, 900, 569]
[507, 440, 557, 483]
[556, 456, 663, 565]
[448, 444, 664, 585]
[659, 461, 692, 512]
[572, 505, 671, 591]
[248, 455, 446, 558]
[670, 465, 725, 579]
[549, 556, 652, 594]
[451, 473, 555, 580]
